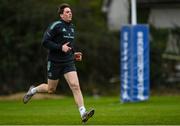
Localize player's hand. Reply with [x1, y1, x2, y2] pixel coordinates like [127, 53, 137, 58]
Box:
[62, 42, 72, 53]
[74, 52, 82, 61]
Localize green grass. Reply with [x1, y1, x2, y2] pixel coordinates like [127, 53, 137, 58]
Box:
[0, 95, 180, 125]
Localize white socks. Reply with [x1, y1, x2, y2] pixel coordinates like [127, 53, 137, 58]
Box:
[31, 87, 37, 94]
[79, 106, 86, 117]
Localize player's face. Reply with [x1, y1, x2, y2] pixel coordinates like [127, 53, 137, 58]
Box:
[60, 7, 72, 22]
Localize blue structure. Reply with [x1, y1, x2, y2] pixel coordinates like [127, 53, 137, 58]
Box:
[120, 24, 149, 102]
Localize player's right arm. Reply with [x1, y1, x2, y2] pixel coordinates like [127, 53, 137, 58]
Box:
[42, 22, 62, 51]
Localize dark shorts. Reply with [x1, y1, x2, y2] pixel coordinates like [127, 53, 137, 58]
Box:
[47, 61, 76, 80]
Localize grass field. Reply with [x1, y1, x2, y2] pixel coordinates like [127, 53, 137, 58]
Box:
[0, 95, 180, 125]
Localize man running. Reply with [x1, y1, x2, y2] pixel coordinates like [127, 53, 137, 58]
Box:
[23, 3, 94, 123]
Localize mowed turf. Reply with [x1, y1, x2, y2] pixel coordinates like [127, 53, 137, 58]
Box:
[0, 95, 180, 125]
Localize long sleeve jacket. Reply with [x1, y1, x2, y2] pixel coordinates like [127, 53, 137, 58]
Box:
[42, 19, 75, 64]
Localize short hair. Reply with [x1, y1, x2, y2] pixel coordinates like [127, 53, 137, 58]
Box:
[57, 3, 71, 15]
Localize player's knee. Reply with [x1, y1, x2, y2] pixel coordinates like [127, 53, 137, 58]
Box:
[48, 87, 56, 94]
[70, 82, 80, 91]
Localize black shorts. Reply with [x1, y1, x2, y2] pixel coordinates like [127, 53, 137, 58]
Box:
[47, 61, 76, 80]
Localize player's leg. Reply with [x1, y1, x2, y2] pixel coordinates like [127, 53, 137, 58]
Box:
[64, 71, 95, 123]
[32, 79, 59, 94]
[23, 61, 60, 104]
[23, 79, 59, 104]
[64, 71, 84, 107]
